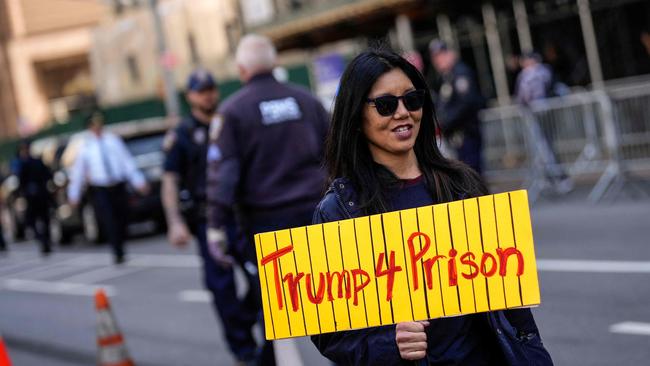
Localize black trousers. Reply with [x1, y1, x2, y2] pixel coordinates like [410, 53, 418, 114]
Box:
[89, 183, 128, 260]
[25, 196, 51, 253]
[0, 223, 6, 251]
[190, 221, 259, 362]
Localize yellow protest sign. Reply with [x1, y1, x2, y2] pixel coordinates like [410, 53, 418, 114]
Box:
[255, 190, 541, 340]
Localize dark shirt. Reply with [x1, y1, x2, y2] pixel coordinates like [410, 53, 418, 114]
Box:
[17, 157, 51, 200]
[387, 176, 434, 211]
[207, 72, 329, 228]
[164, 114, 210, 204]
[386, 176, 505, 365]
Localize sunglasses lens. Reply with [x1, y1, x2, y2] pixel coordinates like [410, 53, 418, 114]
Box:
[404, 90, 425, 111]
[374, 96, 398, 116]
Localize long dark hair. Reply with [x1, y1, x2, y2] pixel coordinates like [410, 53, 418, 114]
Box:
[325, 48, 486, 214]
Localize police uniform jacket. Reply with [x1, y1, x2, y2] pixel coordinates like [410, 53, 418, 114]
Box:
[435, 62, 485, 139]
[163, 114, 210, 219]
[206, 72, 329, 230]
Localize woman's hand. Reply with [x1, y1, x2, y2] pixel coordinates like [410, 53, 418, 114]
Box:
[395, 321, 429, 361]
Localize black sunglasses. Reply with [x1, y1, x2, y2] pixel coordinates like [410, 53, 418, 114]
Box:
[366, 89, 426, 116]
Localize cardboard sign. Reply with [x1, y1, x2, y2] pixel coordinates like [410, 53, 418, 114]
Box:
[254, 190, 540, 340]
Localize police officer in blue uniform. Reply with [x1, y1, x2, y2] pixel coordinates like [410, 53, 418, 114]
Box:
[430, 40, 486, 176]
[206, 34, 329, 365]
[161, 69, 258, 364]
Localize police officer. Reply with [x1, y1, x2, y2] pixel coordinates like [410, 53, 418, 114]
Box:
[206, 34, 329, 365]
[430, 39, 486, 175]
[161, 69, 258, 364]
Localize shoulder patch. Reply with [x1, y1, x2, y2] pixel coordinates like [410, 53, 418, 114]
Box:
[162, 130, 177, 151]
[193, 128, 206, 144]
[440, 82, 454, 100]
[455, 77, 470, 95]
[209, 114, 224, 141]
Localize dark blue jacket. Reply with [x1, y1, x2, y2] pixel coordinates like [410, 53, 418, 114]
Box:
[311, 178, 553, 366]
[435, 62, 485, 139]
[207, 73, 328, 229]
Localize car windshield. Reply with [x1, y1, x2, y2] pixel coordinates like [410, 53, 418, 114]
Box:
[125, 134, 165, 156]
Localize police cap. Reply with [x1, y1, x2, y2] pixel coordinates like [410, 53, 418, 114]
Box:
[187, 69, 217, 92]
[429, 39, 449, 55]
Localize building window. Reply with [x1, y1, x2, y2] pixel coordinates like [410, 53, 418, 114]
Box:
[126, 55, 141, 84]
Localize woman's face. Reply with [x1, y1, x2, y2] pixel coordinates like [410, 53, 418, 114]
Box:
[362, 68, 422, 163]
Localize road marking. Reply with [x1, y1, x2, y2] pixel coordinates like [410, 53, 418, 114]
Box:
[59, 266, 144, 284]
[18, 265, 91, 281]
[63, 253, 201, 268]
[274, 339, 304, 366]
[537, 259, 650, 273]
[127, 254, 200, 268]
[0, 257, 48, 275]
[8, 251, 650, 273]
[0, 262, 65, 279]
[610, 322, 650, 336]
[178, 289, 211, 303]
[1, 278, 115, 296]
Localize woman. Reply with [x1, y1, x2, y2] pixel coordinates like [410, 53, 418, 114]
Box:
[311, 49, 553, 365]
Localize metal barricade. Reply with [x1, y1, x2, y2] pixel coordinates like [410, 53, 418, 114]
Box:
[608, 83, 650, 166]
[479, 81, 650, 203]
[479, 105, 528, 182]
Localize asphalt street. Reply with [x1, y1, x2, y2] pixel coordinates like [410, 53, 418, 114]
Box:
[1, 193, 649, 365]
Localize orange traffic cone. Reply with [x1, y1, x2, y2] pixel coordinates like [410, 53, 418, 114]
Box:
[0, 334, 12, 366]
[95, 289, 135, 366]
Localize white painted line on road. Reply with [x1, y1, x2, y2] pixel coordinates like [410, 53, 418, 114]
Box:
[0, 255, 99, 279]
[178, 289, 211, 303]
[1, 278, 116, 297]
[58, 266, 144, 284]
[537, 259, 650, 273]
[610, 322, 650, 336]
[127, 254, 200, 268]
[62, 255, 115, 267]
[17, 264, 90, 281]
[63, 253, 200, 268]
[0, 262, 64, 279]
[0, 251, 33, 261]
[0, 257, 47, 276]
[274, 339, 304, 366]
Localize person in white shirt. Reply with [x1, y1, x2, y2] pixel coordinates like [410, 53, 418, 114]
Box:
[67, 111, 149, 264]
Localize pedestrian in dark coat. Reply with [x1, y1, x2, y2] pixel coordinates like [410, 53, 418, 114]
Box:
[16, 140, 52, 255]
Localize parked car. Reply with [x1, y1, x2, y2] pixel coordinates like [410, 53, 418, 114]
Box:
[50, 119, 168, 244]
